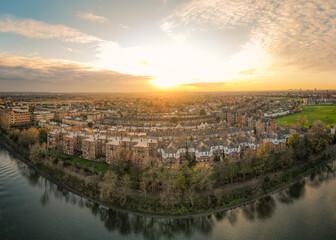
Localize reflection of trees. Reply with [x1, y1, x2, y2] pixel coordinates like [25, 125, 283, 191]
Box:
[40, 179, 50, 206]
[277, 181, 306, 205]
[95, 208, 214, 240]
[255, 196, 276, 220]
[11, 149, 336, 239]
[214, 211, 227, 221]
[17, 163, 41, 186]
[242, 204, 256, 221]
[227, 210, 238, 225]
[308, 162, 336, 188]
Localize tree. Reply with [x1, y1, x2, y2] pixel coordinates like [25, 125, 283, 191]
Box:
[279, 147, 294, 168]
[30, 143, 47, 163]
[213, 161, 227, 184]
[169, 117, 178, 124]
[191, 164, 214, 191]
[100, 170, 118, 201]
[188, 153, 197, 167]
[199, 109, 206, 116]
[176, 174, 187, 192]
[47, 149, 58, 162]
[304, 121, 333, 154]
[57, 160, 64, 169]
[159, 169, 182, 208]
[8, 129, 21, 142]
[103, 170, 118, 187]
[85, 175, 99, 188]
[294, 115, 308, 128]
[256, 143, 274, 175]
[311, 120, 325, 132]
[214, 188, 223, 205]
[87, 122, 93, 128]
[19, 127, 39, 149]
[240, 148, 256, 180]
[119, 175, 132, 206]
[226, 162, 239, 183]
[139, 178, 148, 197]
[111, 148, 132, 175]
[287, 132, 301, 149]
[0, 115, 9, 133]
[38, 128, 48, 143]
[213, 155, 221, 162]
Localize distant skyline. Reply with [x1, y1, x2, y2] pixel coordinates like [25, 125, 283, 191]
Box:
[0, 0, 336, 92]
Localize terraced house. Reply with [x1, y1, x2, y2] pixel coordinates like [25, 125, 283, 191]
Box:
[46, 122, 292, 167]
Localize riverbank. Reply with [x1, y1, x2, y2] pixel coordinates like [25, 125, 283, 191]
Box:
[0, 134, 335, 219]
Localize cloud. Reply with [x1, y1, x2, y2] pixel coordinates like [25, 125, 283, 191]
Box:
[119, 23, 132, 31]
[161, 0, 336, 73]
[0, 15, 102, 43]
[0, 54, 153, 92]
[77, 12, 108, 23]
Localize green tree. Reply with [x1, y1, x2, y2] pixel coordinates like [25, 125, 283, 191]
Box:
[199, 109, 206, 116]
[287, 132, 301, 149]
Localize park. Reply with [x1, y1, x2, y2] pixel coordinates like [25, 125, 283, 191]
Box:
[276, 105, 336, 128]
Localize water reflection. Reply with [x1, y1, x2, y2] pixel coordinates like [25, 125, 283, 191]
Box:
[5, 148, 336, 239]
[277, 181, 306, 205]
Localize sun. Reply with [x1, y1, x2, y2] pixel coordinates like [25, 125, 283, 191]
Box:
[150, 77, 179, 88]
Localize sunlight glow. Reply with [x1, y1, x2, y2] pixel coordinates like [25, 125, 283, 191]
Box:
[95, 39, 269, 89]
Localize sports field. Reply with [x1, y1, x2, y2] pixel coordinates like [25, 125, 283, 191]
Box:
[276, 105, 336, 127]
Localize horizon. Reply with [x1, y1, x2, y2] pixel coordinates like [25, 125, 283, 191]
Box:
[0, 88, 335, 94]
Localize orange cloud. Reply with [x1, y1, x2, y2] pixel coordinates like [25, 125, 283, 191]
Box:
[0, 54, 153, 92]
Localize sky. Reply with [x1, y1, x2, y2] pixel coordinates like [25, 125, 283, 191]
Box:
[0, 0, 335, 92]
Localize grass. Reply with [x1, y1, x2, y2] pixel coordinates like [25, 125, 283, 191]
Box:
[54, 151, 110, 173]
[276, 105, 336, 127]
[68, 156, 110, 173]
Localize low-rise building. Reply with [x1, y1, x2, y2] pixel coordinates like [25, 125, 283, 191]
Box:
[82, 136, 98, 160]
[32, 111, 54, 123]
[1, 108, 31, 127]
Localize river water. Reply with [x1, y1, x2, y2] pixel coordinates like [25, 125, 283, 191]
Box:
[0, 146, 336, 240]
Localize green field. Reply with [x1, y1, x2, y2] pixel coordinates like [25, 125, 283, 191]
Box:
[276, 105, 336, 128]
[54, 151, 110, 173]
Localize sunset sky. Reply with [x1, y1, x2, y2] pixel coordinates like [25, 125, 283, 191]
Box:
[0, 0, 335, 92]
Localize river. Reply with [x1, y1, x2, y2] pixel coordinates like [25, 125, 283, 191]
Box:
[0, 146, 336, 240]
